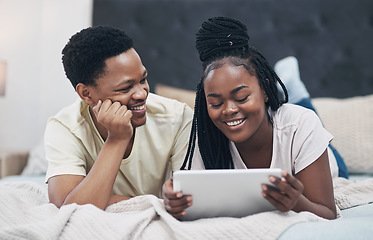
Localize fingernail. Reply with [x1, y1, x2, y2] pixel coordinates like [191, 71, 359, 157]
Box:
[176, 193, 182, 198]
[269, 176, 276, 182]
[262, 184, 267, 191]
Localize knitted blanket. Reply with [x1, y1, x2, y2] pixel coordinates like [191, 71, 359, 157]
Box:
[0, 177, 372, 240]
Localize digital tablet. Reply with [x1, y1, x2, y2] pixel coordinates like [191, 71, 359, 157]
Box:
[172, 168, 282, 221]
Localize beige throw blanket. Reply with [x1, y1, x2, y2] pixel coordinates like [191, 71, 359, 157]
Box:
[0, 177, 372, 240]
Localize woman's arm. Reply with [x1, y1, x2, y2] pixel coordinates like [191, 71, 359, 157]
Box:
[162, 178, 192, 219]
[262, 150, 337, 219]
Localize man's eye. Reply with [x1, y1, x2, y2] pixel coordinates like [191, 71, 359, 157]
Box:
[119, 86, 131, 92]
[140, 78, 147, 84]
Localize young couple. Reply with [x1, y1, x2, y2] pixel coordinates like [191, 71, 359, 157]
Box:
[45, 17, 347, 220]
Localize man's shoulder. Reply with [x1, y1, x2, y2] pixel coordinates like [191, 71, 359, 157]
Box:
[48, 98, 89, 128]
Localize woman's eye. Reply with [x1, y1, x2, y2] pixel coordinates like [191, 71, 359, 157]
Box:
[210, 103, 223, 108]
[236, 96, 248, 102]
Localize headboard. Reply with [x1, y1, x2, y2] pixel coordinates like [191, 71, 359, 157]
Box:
[93, 0, 373, 98]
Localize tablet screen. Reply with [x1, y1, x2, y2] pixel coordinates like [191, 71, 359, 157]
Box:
[173, 168, 282, 221]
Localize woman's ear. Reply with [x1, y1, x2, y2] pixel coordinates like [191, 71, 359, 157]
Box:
[76, 83, 95, 105]
[263, 91, 269, 102]
[263, 79, 270, 102]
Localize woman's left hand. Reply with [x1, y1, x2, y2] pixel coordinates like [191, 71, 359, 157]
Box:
[261, 171, 304, 212]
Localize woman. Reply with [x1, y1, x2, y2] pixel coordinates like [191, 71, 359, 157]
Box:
[163, 16, 337, 220]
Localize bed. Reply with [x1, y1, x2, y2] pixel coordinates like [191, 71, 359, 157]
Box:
[1, 0, 373, 238]
[1, 82, 373, 239]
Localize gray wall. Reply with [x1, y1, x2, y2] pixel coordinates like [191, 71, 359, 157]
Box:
[93, 0, 373, 98]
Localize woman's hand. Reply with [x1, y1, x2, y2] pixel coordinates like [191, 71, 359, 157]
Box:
[162, 178, 192, 219]
[261, 171, 304, 212]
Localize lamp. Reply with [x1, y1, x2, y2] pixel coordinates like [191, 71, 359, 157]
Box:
[0, 61, 6, 96]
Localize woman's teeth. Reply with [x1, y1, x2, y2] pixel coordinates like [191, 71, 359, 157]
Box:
[225, 119, 244, 126]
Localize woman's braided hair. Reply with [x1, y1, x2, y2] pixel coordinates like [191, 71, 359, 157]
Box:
[181, 17, 288, 170]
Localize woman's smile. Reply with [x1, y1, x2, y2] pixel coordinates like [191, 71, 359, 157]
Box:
[224, 118, 246, 127]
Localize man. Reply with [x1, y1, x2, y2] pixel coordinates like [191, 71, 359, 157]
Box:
[45, 26, 192, 210]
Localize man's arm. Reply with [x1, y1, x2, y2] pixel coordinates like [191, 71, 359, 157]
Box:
[48, 100, 133, 210]
[48, 137, 130, 209]
[107, 194, 132, 206]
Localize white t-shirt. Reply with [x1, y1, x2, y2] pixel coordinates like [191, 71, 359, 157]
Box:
[44, 93, 193, 197]
[191, 104, 338, 178]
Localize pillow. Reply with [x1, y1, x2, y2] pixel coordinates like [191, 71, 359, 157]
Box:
[21, 137, 48, 176]
[154, 84, 196, 109]
[312, 95, 373, 174]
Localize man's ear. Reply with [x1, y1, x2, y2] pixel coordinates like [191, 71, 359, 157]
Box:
[76, 83, 95, 105]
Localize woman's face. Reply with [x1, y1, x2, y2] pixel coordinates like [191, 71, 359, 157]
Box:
[203, 62, 269, 144]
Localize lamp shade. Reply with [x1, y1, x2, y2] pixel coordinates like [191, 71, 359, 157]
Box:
[0, 61, 6, 96]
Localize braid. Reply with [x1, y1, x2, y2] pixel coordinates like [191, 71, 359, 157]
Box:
[247, 46, 288, 110]
[181, 81, 234, 170]
[183, 16, 248, 169]
[196, 16, 249, 63]
[180, 82, 200, 170]
[185, 16, 288, 170]
[196, 85, 233, 169]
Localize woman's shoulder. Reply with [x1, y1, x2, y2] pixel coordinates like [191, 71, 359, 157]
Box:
[272, 103, 320, 129]
[276, 103, 312, 114]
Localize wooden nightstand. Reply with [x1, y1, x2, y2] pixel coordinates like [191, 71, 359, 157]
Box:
[0, 151, 29, 179]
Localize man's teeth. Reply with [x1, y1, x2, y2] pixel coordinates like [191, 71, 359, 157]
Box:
[131, 105, 145, 111]
[225, 119, 244, 126]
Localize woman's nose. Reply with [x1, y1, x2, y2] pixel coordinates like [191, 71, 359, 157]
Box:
[222, 102, 238, 115]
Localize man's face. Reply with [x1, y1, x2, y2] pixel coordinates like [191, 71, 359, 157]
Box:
[87, 48, 150, 128]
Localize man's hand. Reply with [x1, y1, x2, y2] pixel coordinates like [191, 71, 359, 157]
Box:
[92, 99, 133, 141]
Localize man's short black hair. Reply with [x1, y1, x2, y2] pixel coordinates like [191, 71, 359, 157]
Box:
[62, 25, 134, 88]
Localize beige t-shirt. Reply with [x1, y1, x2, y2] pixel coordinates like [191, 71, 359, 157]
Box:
[191, 104, 338, 178]
[44, 93, 193, 197]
